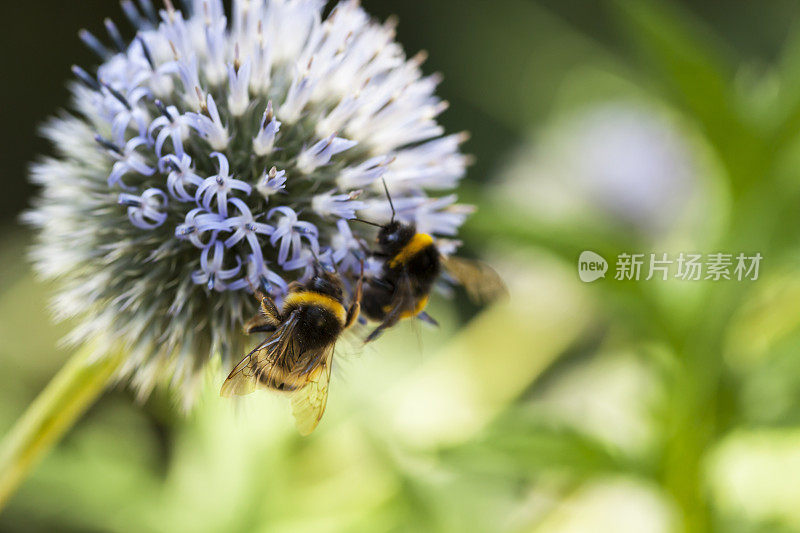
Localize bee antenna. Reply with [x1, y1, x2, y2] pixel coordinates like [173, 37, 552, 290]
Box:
[381, 178, 396, 223]
[351, 217, 383, 228]
[309, 249, 331, 274]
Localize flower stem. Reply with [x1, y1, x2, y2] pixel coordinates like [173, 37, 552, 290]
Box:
[0, 343, 124, 511]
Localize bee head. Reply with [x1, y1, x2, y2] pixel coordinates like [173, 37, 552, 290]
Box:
[376, 220, 416, 256]
[308, 265, 344, 300]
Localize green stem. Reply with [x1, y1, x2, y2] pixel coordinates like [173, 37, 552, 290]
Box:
[0, 343, 124, 511]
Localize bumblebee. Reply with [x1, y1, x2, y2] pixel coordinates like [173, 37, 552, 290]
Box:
[360, 182, 505, 343]
[220, 266, 362, 435]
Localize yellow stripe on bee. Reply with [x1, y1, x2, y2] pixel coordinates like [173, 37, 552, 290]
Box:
[283, 291, 347, 326]
[383, 295, 430, 319]
[388, 233, 434, 269]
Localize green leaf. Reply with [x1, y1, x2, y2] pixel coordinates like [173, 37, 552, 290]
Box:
[440, 412, 647, 480]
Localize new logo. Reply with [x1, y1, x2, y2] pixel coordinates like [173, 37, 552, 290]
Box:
[578, 251, 607, 282]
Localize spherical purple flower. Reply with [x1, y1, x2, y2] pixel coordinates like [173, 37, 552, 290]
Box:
[25, 0, 471, 404]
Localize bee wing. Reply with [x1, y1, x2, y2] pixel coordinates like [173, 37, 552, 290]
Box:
[290, 343, 335, 436]
[220, 338, 273, 397]
[388, 269, 418, 318]
[220, 315, 300, 397]
[441, 255, 507, 304]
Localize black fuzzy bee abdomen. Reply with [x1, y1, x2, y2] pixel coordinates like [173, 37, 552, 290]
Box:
[401, 243, 441, 297]
[362, 282, 394, 321]
[258, 370, 301, 392]
[363, 237, 441, 322]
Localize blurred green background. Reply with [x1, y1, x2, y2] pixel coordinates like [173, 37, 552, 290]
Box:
[3, 0, 800, 531]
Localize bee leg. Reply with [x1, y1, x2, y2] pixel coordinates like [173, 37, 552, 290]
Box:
[243, 314, 278, 335]
[365, 270, 416, 343]
[245, 278, 270, 304]
[364, 319, 392, 343]
[243, 293, 282, 335]
[244, 322, 278, 334]
[345, 301, 361, 330]
[416, 311, 439, 327]
[370, 277, 394, 291]
[259, 294, 282, 324]
[364, 302, 404, 343]
[345, 262, 365, 330]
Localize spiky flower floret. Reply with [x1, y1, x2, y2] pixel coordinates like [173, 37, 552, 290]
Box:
[24, 0, 471, 405]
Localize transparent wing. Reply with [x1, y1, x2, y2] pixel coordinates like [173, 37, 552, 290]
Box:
[394, 269, 421, 318]
[222, 311, 337, 434]
[220, 338, 272, 397]
[441, 255, 507, 304]
[290, 343, 335, 435]
[220, 314, 300, 397]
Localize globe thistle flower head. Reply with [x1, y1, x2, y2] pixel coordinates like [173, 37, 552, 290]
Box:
[25, 0, 471, 406]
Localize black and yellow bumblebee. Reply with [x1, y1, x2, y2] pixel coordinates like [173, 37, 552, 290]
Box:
[220, 266, 362, 435]
[360, 182, 505, 343]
